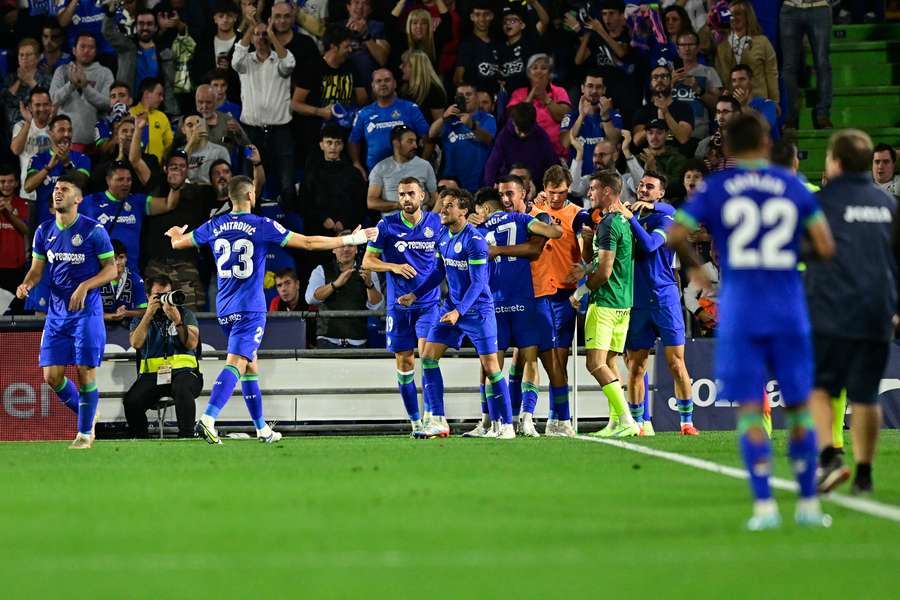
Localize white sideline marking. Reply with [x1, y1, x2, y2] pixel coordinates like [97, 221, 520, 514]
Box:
[577, 435, 900, 524]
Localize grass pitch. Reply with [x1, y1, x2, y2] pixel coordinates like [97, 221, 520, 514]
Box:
[2, 431, 900, 599]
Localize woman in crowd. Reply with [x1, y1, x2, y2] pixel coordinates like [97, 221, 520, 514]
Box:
[714, 0, 780, 104]
[386, 4, 451, 70]
[507, 54, 571, 158]
[399, 49, 447, 123]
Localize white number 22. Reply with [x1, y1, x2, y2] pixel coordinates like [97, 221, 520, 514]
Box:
[214, 238, 254, 279]
[722, 197, 798, 269]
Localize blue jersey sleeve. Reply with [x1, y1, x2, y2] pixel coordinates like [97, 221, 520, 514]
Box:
[32, 223, 47, 259]
[131, 275, 148, 308]
[573, 209, 593, 233]
[367, 219, 388, 253]
[349, 108, 365, 143]
[455, 232, 489, 315]
[191, 220, 213, 248]
[259, 217, 292, 247]
[27, 152, 48, 175]
[90, 222, 115, 260]
[477, 113, 497, 137]
[560, 109, 577, 132]
[408, 103, 429, 136]
[74, 153, 91, 177]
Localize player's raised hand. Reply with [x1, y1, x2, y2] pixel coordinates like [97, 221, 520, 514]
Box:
[440, 309, 460, 326]
[391, 263, 417, 279]
[165, 224, 188, 239]
[68, 283, 88, 312]
[397, 293, 416, 307]
[15, 282, 30, 300]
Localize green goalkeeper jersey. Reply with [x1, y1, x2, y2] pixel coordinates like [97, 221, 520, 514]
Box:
[590, 212, 634, 309]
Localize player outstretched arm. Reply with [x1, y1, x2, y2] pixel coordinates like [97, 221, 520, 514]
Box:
[490, 214, 559, 260]
[166, 225, 195, 250]
[361, 249, 417, 279]
[285, 226, 378, 251]
[15, 257, 46, 300]
[527, 219, 563, 240]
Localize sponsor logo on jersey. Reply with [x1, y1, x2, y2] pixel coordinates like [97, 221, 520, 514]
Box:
[495, 304, 526, 313]
[394, 240, 434, 253]
[443, 257, 468, 270]
[98, 213, 138, 225]
[218, 313, 243, 325]
[46, 250, 86, 264]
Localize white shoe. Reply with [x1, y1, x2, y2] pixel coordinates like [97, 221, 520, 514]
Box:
[482, 421, 501, 438]
[414, 416, 450, 439]
[520, 414, 540, 438]
[410, 419, 424, 437]
[89, 406, 100, 443]
[69, 432, 93, 449]
[422, 411, 433, 429]
[555, 420, 576, 437]
[795, 498, 832, 528]
[257, 425, 282, 443]
[747, 499, 782, 531]
[545, 419, 559, 436]
[497, 423, 516, 439]
[195, 415, 222, 445]
[462, 421, 490, 438]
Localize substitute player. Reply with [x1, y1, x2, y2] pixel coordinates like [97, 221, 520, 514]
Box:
[572, 171, 640, 438]
[616, 172, 699, 437]
[806, 130, 897, 495]
[362, 177, 442, 435]
[473, 188, 562, 437]
[669, 113, 835, 530]
[398, 188, 514, 439]
[166, 176, 376, 444]
[16, 174, 117, 449]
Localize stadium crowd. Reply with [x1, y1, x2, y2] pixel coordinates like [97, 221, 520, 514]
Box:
[0, 0, 895, 347]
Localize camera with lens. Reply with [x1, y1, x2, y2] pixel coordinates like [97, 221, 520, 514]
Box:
[154, 290, 186, 320]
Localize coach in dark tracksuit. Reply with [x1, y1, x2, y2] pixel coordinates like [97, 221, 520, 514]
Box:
[806, 130, 898, 496]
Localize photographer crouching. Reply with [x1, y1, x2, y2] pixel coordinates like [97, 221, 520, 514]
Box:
[125, 275, 203, 438]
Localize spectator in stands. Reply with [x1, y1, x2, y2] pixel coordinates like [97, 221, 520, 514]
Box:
[300, 124, 367, 235]
[348, 68, 429, 175]
[0, 164, 28, 314]
[683, 242, 720, 337]
[89, 115, 159, 196]
[38, 22, 72, 78]
[569, 132, 639, 203]
[49, 33, 113, 151]
[498, 4, 544, 93]
[872, 144, 899, 196]
[130, 77, 174, 162]
[270, 267, 308, 312]
[673, 31, 723, 141]
[428, 81, 496, 193]
[208, 68, 242, 119]
[180, 115, 230, 185]
[100, 239, 147, 326]
[194, 84, 250, 158]
[3, 38, 53, 127]
[10, 87, 53, 202]
[484, 102, 558, 187]
[345, 0, 390, 86]
[509, 163, 538, 202]
[141, 150, 218, 309]
[193, 1, 240, 87]
[730, 64, 778, 137]
[681, 158, 708, 199]
[270, 0, 320, 65]
[696, 95, 742, 170]
[368, 127, 438, 215]
[154, 6, 199, 115]
[638, 119, 687, 195]
[508, 54, 571, 158]
[126, 274, 202, 438]
[95, 82, 133, 155]
[453, 1, 500, 90]
[305, 233, 383, 348]
[632, 62, 694, 152]
[437, 176, 460, 190]
[57, 0, 116, 71]
[294, 0, 328, 43]
[561, 71, 623, 177]
[233, 15, 296, 208]
[781, 0, 833, 130]
[24, 114, 91, 226]
[399, 49, 447, 123]
[387, 4, 451, 69]
[714, 0, 779, 105]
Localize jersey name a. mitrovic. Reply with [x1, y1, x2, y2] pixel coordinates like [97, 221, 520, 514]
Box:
[32, 214, 115, 320]
[191, 212, 291, 316]
[437, 223, 493, 314]
[632, 206, 679, 308]
[367, 211, 441, 309]
[479, 210, 538, 307]
[676, 165, 821, 336]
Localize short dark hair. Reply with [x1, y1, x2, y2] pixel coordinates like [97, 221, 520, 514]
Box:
[770, 140, 799, 169]
[584, 70, 606, 83]
[323, 24, 351, 50]
[397, 176, 424, 192]
[207, 158, 230, 179]
[49, 114, 71, 129]
[731, 63, 753, 78]
[228, 175, 254, 203]
[681, 158, 708, 177]
[510, 103, 536, 133]
[469, 0, 494, 14]
[874, 143, 897, 163]
[56, 171, 84, 193]
[275, 267, 298, 281]
[28, 86, 50, 104]
[136, 8, 156, 20]
[474, 186, 502, 208]
[828, 129, 874, 174]
[439, 187, 474, 214]
[724, 113, 769, 156]
[320, 123, 346, 141]
[112, 239, 127, 257]
[390, 125, 416, 143]
[716, 94, 742, 113]
[145, 274, 174, 290]
[106, 160, 131, 178]
[207, 68, 231, 84]
[496, 174, 525, 189]
[590, 170, 622, 195]
[110, 80, 131, 95]
[74, 32, 97, 48]
[642, 169, 668, 192]
[0, 163, 19, 178]
[509, 163, 531, 176]
[138, 77, 163, 98]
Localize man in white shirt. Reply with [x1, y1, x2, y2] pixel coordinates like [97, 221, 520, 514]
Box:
[367, 126, 438, 216]
[232, 16, 296, 206]
[9, 87, 53, 201]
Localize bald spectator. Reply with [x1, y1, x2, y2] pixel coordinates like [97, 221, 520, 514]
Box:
[195, 83, 250, 157]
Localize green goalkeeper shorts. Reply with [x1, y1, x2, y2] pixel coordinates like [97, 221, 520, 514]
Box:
[585, 305, 631, 353]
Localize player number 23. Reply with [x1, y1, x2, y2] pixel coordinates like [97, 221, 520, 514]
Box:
[723, 197, 797, 269]
[214, 238, 254, 279]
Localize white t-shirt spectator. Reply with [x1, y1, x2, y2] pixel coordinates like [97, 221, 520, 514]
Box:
[11, 120, 51, 200]
[368, 156, 437, 216]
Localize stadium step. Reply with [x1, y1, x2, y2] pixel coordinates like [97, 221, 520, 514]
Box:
[803, 86, 900, 110]
[799, 105, 900, 129]
[806, 40, 900, 66]
[831, 22, 900, 42]
[809, 62, 900, 88]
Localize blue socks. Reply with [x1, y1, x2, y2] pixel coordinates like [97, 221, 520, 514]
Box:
[484, 382, 496, 421]
[489, 372, 512, 425]
[398, 370, 420, 421]
[676, 398, 694, 425]
[508, 366, 523, 417]
[551, 385, 570, 421]
[739, 413, 773, 501]
[479, 384, 488, 415]
[422, 358, 444, 417]
[205, 364, 240, 419]
[52, 377, 79, 414]
[77, 382, 99, 435]
[522, 381, 539, 415]
[241, 374, 265, 429]
[630, 403, 644, 424]
[642, 372, 651, 422]
[787, 410, 818, 499]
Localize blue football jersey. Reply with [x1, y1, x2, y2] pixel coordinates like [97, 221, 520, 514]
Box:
[479, 210, 538, 307]
[27, 150, 92, 225]
[82, 191, 152, 272]
[631, 205, 679, 308]
[367, 211, 441, 309]
[32, 214, 115, 320]
[560, 109, 625, 176]
[348, 99, 429, 170]
[676, 165, 822, 336]
[436, 223, 493, 313]
[191, 212, 292, 316]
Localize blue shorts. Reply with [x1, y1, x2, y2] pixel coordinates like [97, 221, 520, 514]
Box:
[40, 315, 106, 367]
[427, 307, 498, 356]
[219, 311, 267, 361]
[496, 301, 541, 351]
[548, 293, 577, 349]
[625, 301, 686, 350]
[716, 332, 813, 407]
[534, 297, 557, 352]
[386, 303, 439, 353]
